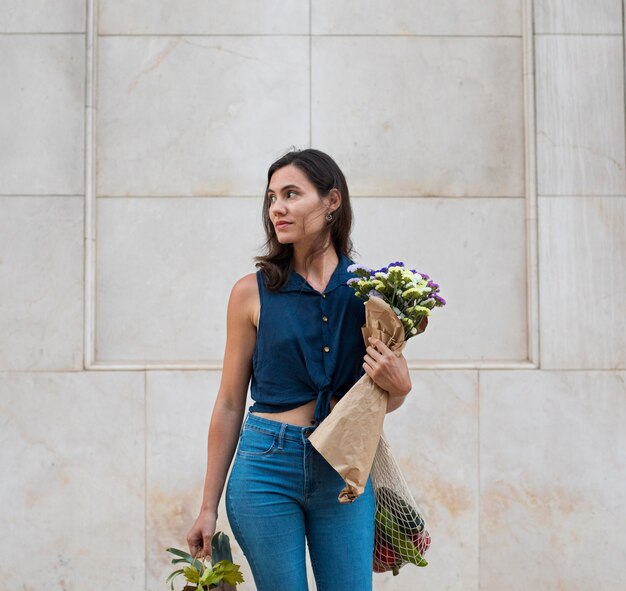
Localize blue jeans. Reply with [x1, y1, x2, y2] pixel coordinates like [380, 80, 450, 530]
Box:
[225, 412, 376, 591]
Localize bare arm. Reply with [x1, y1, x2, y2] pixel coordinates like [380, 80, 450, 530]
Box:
[198, 403, 245, 513]
[363, 336, 412, 414]
[379, 317, 429, 414]
[187, 273, 258, 558]
[386, 391, 409, 413]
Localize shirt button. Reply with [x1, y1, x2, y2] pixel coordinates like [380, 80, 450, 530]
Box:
[322, 315, 328, 322]
[321, 293, 326, 298]
[323, 346, 330, 353]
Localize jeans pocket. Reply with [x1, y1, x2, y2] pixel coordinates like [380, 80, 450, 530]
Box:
[237, 427, 278, 457]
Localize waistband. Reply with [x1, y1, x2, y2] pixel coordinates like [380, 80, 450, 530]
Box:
[242, 412, 318, 443]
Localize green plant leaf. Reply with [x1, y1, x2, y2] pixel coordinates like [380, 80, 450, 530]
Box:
[211, 560, 245, 585]
[171, 557, 187, 564]
[223, 569, 245, 585]
[165, 568, 184, 591]
[183, 565, 200, 583]
[172, 556, 204, 571]
[166, 546, 206, 573]
[211, 531, 234, 564]
[199, 567, 220, 586]
[166, 547, 196, 563]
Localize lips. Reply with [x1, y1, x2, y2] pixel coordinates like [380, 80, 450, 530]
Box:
[275, 221, 292, 229]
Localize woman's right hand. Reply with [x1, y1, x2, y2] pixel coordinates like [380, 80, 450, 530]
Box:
[186, 509, 218, 560]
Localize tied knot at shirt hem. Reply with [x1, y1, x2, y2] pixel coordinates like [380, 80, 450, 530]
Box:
[312, 385, 336, 426]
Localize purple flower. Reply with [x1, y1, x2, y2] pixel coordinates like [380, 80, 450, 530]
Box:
[387, 261, 405, 267]
[418, 272, 430, 279]
[433, 294, 446, 305]
[347, 263, 372, 274]
[367, 289, 384, 299]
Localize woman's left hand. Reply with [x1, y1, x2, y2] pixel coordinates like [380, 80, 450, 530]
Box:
[362, 337, 411, 398]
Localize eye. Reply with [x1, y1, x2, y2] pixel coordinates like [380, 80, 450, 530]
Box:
[268, 190, 297, 203]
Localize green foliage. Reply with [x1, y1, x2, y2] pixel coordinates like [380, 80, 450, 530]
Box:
[183, 566, 200, 583]
[210, 531, 234, 564]
[202, 561, 245, 587]
[165, 532, 244, 590]
[347, 263, 445, 341]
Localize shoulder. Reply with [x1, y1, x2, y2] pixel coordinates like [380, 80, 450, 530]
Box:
[233, 271, 258, 290]
[229, 272, 259, 304]
[227, 273, 260, 323]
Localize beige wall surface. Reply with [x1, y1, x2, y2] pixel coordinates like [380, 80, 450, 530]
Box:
[1, 1, 624, 590]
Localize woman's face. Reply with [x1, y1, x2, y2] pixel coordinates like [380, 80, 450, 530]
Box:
[266, 164, 334, 245]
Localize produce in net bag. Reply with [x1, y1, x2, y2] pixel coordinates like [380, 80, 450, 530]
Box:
[371, 431, 431, 575]
[306, 261, 444, 574]
[308, 261, 446, 496]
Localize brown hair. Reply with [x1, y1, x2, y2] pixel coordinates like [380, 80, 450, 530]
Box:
[254, 148, 356, 291]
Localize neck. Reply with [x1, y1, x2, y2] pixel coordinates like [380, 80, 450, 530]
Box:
[292, 244, 339, 284]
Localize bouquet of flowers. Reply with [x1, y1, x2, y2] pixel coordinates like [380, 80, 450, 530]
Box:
[307, 261, 444, 575]
[347, 261, 445, 339]
[165, 531, 244, 590]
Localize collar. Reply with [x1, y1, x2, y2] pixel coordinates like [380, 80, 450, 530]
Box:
[279, 253, 355, 294]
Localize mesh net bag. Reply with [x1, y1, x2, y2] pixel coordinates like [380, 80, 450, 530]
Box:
[371, 430, 431, 575]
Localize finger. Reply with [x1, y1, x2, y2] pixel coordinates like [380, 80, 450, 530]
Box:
[363, 354, 377, 367]
[366, 347, 391, 368]
[367, 338, 383, 354]
[187, 535, 200, 553]
[202, 535, 213, 558]
[366, 345, 383, 360]
[368, 337, 391, 355]
[189, 544, 201, 559]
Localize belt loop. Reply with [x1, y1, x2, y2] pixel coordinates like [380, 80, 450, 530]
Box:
[277, 423, 286, 449]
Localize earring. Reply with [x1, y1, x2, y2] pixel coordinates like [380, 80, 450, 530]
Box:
[326, 212, 333, 221]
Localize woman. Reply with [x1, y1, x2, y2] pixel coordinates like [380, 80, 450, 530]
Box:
[186, 148, 413, 590]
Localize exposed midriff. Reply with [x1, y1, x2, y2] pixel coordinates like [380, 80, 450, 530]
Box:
[250, 297, 342, 427]
[250, 395, 341, 427]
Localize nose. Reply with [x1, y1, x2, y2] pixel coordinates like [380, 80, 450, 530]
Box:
[270, 199, 287, 216]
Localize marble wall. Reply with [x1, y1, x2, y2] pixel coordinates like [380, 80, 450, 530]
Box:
[0, 1, 624, 590]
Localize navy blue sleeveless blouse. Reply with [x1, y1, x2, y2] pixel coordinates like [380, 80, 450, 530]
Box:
[249, 253, 366, 426]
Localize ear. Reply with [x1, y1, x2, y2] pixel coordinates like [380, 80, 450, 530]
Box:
[328, 187, 341, 212]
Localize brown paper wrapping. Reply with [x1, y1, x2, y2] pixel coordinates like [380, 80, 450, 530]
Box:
[308, 295, 407, 503]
